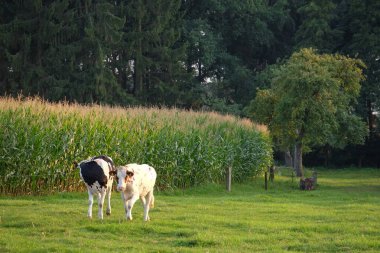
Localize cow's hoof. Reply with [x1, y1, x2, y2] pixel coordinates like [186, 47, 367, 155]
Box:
[106, 212, 111, 216]
[127, 217, 133, 221]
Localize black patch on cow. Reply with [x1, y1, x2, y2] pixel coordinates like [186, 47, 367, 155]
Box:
[80, 161, 108, 188]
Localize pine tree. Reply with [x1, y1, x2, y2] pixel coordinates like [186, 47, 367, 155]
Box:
[0, 1, 58, 96]
[65, 0, 127, 104]
[122, 0, 188, 105]
[0, 0, 130, 104]
[0, 1, 11, 93]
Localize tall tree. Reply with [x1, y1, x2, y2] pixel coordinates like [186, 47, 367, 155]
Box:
[183, 18, 221, 83]
[247, 48, 367, 177]
[0, 0, 128, 104]
[122, 0, 188, 105]
[294, 0, 341, 52]
[66, 0, 126, 104]
[341, 0, 380, 137]
[0, 1, 11, 93]
[0, 0, 67, 97]
[182, 0, 294, 112]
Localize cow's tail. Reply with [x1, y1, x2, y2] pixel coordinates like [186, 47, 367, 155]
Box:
[150, 195, 155, 208]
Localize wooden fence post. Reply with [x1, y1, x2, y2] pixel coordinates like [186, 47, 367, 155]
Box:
[269, 165, 275, 182]
[264, 171, 268, 190]
[312, 170, 318, 185]
[226, 166, 231, 192]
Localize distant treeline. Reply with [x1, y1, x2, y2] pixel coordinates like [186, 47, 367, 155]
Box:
[1, 1, 379, 167]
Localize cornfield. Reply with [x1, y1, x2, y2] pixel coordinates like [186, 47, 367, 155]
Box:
[0, 96, 272, 195]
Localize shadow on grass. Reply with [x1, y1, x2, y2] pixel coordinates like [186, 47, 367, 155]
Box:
[174, 239, 219, 248]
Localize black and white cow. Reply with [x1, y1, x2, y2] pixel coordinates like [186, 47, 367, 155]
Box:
[76, 155, 116, 220]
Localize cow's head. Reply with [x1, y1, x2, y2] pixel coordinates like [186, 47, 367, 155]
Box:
[111, 166, 134, 192]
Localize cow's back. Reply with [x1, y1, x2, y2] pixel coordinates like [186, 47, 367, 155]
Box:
[130, 164, 156, 196]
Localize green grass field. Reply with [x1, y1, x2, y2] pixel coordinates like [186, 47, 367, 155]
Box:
[0, 168, 379, 252]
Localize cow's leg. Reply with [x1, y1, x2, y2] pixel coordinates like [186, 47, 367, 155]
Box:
[121, 193, 131, 220]
[105, 186, 112, 216]
[150, 194, 155, 208]
[140, 195, 146, 206]
[140, 196, 147, 220]
[125, 195, 139, 221]
[87, 189, 94, 219]
[143, 191, 153, 221]
[97, 190, 106, 220]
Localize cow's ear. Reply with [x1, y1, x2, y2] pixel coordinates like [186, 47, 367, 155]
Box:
[109, 170, 117, 176]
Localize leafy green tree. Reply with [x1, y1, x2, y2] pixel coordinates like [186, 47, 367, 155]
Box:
[294, 0, 342, 52]
[183, 18, 221, 83]
[182, 0, 294, 113]
[247, 48, 367, 176]
[219, 0, 293, 69]
[340, 0, 380, 137]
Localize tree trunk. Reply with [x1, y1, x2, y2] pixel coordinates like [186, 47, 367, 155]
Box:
[134, 16, 143, 97]
[367, 99, 374, 139]
[197, 59, 202, 82]
[324, 145, 330, 167]
[284, 149, 293, 167]
[293, 142, 304, 177]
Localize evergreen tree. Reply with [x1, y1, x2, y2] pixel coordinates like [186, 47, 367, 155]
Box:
[0, 0, 130, 104]
[0, 1, 11, 93]
[294, 0, 342, 52]
[121, 0, 188, 106]
[0, 0, 66, 97]
[65, 0, 127, 104]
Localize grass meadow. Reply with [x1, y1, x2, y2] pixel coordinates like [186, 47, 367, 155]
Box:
[0, 168, 379, 252]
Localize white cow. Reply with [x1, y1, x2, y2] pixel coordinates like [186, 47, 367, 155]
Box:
[76, 155, 115, 220]
[110, 163, 157, 221]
